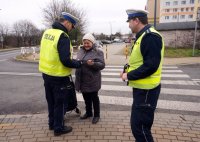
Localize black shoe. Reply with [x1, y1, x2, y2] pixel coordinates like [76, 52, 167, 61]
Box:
[49, 126, 54, 130]
[54, 126, 72, 136]
[80, 113, 92, 119]
[92, 117, 100, 124]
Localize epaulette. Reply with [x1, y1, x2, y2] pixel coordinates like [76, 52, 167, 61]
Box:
[145, 28, 151, 34]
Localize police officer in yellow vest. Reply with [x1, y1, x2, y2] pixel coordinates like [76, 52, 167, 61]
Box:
[39, 12, 82, 136]
[120, 9, 164, 142]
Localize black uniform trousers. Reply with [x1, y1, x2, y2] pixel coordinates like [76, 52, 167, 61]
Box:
[131, 84, 161, 142]
[42, 73, 70, 132]
[82, 92, 100, 117]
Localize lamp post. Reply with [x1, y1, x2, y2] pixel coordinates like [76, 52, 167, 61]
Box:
[109, 22, 112, 41]
[192, 8, 200, 56]
[154, 0, 157, 28]
[0, 36, 3, 49]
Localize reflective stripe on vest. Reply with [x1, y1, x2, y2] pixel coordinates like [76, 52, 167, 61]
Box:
[128, 27, 165, 89]
[39, 29, 72, 77]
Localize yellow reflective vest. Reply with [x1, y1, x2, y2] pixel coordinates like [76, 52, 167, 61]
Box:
[128, 27, 165, 89]
[39, 29, 72, 77]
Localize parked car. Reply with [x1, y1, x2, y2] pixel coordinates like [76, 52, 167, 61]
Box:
[95, 40, 103, 48]
[124, 39, 131, 43]
[113, 38, 123, 43]
[101, 40, 112, 44]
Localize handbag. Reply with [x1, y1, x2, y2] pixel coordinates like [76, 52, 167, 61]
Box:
[64, 75, 81, 114]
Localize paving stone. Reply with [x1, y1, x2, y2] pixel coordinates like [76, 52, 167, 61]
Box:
[23, 138, 37, 142]
[0, 111, 200, 141]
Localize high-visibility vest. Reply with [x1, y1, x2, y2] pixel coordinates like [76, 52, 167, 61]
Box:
[128, 27, 165, 89]
[39, 29, 72, 77]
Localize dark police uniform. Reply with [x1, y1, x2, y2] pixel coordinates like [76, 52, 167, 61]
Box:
[125, 9, 165, 142]
[39, 15, 81, 135]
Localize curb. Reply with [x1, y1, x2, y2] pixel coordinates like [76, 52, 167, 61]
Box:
[13, 57, 39, 64]
[0, 48, 19, 52]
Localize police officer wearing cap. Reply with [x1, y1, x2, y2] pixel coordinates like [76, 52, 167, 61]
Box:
[120, 9, 165, 141]
[39, 12, 82, 136]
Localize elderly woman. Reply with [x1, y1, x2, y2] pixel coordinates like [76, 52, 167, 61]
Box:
[75, 33, 105, 124]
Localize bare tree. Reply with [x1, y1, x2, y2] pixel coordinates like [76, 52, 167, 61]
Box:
[13, 20, 41, 47]
[114, 32, 122, 38]
[13, 22, 23, 47]
[0, 23, 9, 48]
[42, 0, 87, 43]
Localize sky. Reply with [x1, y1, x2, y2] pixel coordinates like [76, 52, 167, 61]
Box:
[0, 0, 147, 35]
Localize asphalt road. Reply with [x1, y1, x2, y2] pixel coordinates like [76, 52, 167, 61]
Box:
[0, 49, 200, 116]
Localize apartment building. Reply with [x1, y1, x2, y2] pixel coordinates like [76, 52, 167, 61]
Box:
[146, 0, 161, 24]
[146, 0, 200, 23]
[160, 0, 200, 23]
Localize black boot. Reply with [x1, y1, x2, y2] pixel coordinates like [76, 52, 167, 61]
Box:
[92, 117, 100, 124]
[54, 126, 72, 136]
[80, 113, 92, 119]
[49, 125, 54, 130]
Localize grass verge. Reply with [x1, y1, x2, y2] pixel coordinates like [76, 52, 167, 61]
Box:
[124, 46, 200, 57]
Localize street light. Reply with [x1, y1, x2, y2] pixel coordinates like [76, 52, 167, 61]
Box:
[154, 0, 157, 28]
[109, 22, 112, 41]
[192, 8, 200, 56]
[0, 36, 3, 49]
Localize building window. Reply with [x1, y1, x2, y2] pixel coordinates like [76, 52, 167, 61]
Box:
[173, 1, 178, 5]
[181, 8, 184, 12]
[188, 15, 193, 18]
[173, 8, 178, 12]
[190, 0, 194, 4]
[181, 0, 186, 4]
[173, 15, 177, 19]
[191, 7, 194, 11]
[165, 9, 170, 12]
[186, 8, 189, 11]
[166, 2, 170, 6]
[165, 16, 170, 19]
[180, 15, 185, 19]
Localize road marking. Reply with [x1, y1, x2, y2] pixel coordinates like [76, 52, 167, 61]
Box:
[102, 78, 199, 85]
[76, 94, 200, 112]
[106, 65, 178, 69]
[0, 71, 196, 86]
[0, 72, 40, 76]
[192, 79, 200, 81]
[161, 80, 199, 85]
[103, 68, 183, 73]
[0, 72, 190, 78]
[102, 72, 190, 78]
[101, 85, 200, 97]
[0, 59, 8, 62]
[0, 52, 19, 57]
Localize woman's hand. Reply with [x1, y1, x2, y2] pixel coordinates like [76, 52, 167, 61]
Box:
[87, 60, 94, 66]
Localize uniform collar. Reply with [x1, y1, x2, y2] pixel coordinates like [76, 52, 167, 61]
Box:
[135, 24, 152, 39]
[52, 22, 69, 34]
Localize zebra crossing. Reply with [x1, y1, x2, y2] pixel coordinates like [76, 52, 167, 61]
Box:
[0, 64, 199, 114]
[76, 65, 200, 114]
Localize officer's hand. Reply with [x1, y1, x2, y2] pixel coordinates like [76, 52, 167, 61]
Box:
[121, 73, 128, 81]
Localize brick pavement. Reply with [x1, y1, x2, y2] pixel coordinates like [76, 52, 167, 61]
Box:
[0, 111, 200, 142]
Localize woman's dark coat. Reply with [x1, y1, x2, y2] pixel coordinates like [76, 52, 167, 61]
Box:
[75, 45, 105, 93]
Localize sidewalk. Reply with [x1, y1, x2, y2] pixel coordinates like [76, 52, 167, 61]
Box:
[1, 44, 200, 142]
[103, 43, 200, 65]
[1, 111, 200, 142]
